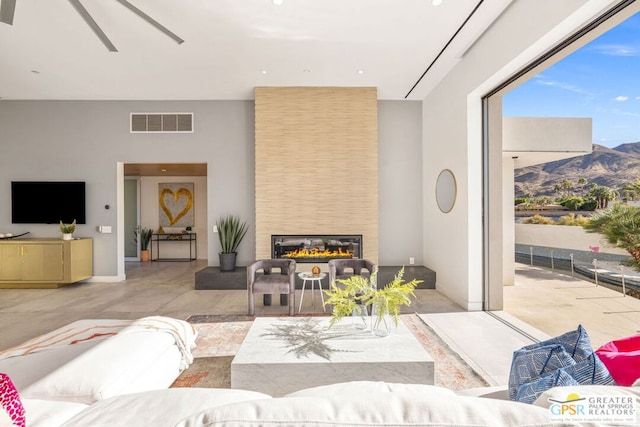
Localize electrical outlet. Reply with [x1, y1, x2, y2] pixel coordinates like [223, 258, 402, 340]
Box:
[409, 257, 415, 265]
[213, 225, 218, 233]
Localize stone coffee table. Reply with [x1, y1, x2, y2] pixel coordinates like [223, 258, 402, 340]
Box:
[231, 316, 434, 396]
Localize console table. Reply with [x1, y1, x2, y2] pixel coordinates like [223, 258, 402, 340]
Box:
[150, 233, 197, 262]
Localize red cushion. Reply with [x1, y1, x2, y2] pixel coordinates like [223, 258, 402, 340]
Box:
[0, 373, 25, 427]
[596, 334, 640, 386]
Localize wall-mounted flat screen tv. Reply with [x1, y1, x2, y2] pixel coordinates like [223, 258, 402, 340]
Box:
[11, 181, 86, 224]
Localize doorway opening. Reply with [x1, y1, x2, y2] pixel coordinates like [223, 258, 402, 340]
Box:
[120, 162, 208, 269]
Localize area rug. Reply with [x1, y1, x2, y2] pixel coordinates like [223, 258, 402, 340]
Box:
[171, 313, 489, 391]
[186, 315, 253, 358]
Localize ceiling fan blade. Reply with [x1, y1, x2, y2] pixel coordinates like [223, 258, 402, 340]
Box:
[68, 0, 118, 52]
[115, 0, 184, 45]
[0, 0, 16, 25]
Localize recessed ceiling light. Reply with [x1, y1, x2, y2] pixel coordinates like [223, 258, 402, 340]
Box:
[432, 0, 443, 6]
[303, 69, 311, 73]
[260, 70, 267, 74]
[272, 0, 284, 5]
[161, 169, 168, 172]
[357, 69, 365, 75]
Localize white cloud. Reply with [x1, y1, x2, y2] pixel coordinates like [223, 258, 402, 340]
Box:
[591, 44, 640, 56]
[615, 96, 629, 101]
[533, 76, 589, 95]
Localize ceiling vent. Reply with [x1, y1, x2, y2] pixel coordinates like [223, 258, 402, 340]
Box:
[130, 113, 193, 133]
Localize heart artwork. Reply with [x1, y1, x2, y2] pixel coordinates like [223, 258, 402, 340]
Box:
[159, 184, 194, 227]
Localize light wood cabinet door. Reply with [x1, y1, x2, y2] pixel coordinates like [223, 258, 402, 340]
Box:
[0, 245, 22, 280]
[21, 244, 64, 281]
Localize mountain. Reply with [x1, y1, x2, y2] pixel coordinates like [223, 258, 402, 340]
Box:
[514, 142, 640, 197]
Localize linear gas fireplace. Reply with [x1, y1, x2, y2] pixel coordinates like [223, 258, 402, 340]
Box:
[271, 234, 362, 263]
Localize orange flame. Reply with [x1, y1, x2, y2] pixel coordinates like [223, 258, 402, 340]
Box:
[283, 247, 353, 259]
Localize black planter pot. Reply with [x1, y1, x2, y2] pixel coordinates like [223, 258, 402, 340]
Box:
[219, 252, 237, 271]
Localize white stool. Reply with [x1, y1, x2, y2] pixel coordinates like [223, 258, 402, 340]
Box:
[298, 272, 327, 313]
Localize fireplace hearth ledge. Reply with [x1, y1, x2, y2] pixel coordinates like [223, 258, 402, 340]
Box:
[194, 265, 435, 290]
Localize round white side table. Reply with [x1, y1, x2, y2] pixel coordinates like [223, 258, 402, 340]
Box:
[298, 272, 327, 313]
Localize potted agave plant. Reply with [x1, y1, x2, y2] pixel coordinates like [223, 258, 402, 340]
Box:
[216, 215, 248, 271]
[60, 220, 76, 240]
[134, 227, 154, 262]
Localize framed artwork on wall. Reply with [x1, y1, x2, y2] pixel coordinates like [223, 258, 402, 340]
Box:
[159, 183, 194, 227]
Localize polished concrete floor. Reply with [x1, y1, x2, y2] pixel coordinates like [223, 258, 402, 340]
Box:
[1, 260, 639, 387]
[0, 260, 462, 351]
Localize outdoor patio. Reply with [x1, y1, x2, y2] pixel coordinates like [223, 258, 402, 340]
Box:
[504, 262, 640, 348]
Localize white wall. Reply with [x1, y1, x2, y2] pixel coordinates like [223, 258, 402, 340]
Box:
[422, 0, 618, 310]
[503, 117, 592, 153]
[503, 155, 516, 286]
[378, 101, 423, 265]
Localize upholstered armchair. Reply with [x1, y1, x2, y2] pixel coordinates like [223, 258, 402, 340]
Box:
[328, 259, 378, 288]
[247, 259, 296, 316]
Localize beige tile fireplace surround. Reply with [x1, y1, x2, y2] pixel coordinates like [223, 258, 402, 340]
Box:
[254, 87, 378, 263]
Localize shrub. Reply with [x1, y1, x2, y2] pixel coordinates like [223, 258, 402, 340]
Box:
[556, 213, 589, 226]
[521, 214, 556, 225]
[560, 196, 585, 211]
[583, 203, 640, 264]
[579, 200, 598, 211]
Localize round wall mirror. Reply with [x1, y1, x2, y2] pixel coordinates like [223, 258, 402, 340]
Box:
[436, 169, 457, 213]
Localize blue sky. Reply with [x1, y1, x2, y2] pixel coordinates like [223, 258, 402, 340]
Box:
[503, 12, 640, 149]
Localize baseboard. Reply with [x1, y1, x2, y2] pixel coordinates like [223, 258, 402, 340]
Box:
[85, 275, 126, 283]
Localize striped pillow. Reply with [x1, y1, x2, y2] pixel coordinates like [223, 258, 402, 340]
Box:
[509, 325, 616, 403]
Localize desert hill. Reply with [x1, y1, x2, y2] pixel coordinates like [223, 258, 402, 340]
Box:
[514, 142, 640, 197]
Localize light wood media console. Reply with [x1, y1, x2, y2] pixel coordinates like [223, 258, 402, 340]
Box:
[0, 238, 93, 288]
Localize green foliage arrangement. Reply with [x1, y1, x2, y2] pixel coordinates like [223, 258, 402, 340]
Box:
[323, 267, 422, 328]
[369, 268, 421, 327]
[323, 274, 374, 327]
[583, 203, 640, 265]
[59, 220, 76, 234]
[216, 215, 248, 254]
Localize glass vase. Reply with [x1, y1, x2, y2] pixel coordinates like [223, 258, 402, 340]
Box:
[371, 302, 391, 337]
[351, 304, 369, 330]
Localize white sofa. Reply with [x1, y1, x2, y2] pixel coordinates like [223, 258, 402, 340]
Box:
[14, 381, 638, 427]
